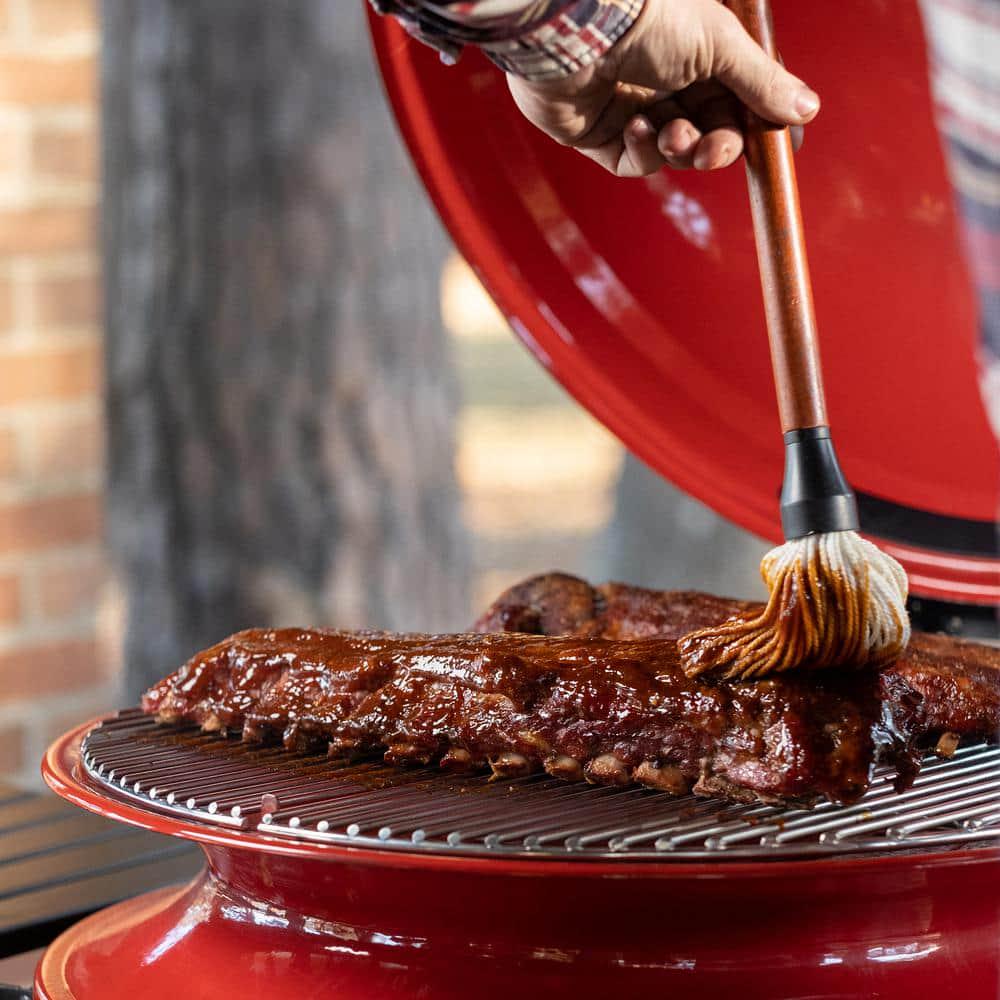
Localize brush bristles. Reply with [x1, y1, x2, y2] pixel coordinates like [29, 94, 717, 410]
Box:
[678, 531, 910, 681]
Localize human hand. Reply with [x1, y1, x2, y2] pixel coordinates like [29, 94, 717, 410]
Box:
[507, 0, 818, 177]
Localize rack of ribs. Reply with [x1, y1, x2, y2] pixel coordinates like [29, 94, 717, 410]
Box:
[142, 574, 1000, 807]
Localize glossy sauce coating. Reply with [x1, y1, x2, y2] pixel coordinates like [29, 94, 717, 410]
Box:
[146, 630, 886, 805]
[143, 575, 1000, 807]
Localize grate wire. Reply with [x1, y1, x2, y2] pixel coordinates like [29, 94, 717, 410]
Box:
[80, 711, 1000, 861]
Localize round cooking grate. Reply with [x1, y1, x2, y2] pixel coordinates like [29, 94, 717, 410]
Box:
[81, 712, 1000, 861]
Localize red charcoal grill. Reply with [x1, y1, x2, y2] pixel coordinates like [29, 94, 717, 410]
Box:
[35, 713, 1000, 997]
[34, 0, 1000, 995]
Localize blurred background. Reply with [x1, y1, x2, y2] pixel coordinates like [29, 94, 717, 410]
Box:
[0, 0, 771, 787]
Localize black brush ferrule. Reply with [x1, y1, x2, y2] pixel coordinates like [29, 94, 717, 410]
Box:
[780, 427, 859, 540]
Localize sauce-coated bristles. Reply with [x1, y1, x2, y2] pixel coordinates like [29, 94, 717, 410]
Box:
[678, 531, 910, 680]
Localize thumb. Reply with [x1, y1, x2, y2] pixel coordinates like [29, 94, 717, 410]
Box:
[708, 5, 820, 125]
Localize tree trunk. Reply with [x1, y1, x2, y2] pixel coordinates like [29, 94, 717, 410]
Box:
[102, 0, 468, 700]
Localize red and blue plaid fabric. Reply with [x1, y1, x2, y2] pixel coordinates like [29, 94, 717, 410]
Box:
[370, 0, 643, 80]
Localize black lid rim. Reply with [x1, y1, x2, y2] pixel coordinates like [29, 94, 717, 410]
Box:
[856, 491, 998, 559]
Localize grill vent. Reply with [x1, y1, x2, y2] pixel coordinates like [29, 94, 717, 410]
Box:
[82, 711, 1000, 861]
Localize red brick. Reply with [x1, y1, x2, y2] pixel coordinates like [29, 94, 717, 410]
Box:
[0, 723, 26, 772]
[32, 124, 96, 184]
[32, 409, 102, 476]
[0, 205, 94, 257]
[0, 636, 101, 701]
[0, 342, 99, 404]
[31, 0, 96, 39]
[0, 573, 21, 624]
[0, 492, 101, 555]
[0, 56, 95, 106]
[36, 554, 103, 619]
[0, 426, 18, 477]
[33, 271, 98, 329]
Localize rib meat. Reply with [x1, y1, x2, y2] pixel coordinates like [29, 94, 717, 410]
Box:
[142, 574, 1000, 806]
[474, 573, 1000, 744]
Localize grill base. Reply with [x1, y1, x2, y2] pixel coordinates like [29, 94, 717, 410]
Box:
[38, 718, 1000, 999]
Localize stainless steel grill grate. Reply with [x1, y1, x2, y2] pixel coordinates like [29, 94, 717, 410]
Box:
[81, 711, 1000, 860]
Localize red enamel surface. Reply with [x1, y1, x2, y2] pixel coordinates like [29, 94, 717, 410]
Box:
[37, 721, 1000, 998]
[367, 1, 1000, 603]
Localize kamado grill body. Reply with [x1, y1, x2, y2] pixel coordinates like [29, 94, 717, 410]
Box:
[36, 716, 1000, 999]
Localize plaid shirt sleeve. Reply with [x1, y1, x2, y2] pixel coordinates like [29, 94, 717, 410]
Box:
[369, 0, 644, 81]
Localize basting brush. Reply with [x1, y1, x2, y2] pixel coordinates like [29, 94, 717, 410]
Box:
[678, 0, 910, 681]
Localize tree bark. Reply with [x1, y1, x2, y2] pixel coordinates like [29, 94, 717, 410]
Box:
[102, 0, 468, 699]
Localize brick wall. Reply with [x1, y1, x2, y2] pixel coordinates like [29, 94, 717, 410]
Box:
[0, 0, 112, 786]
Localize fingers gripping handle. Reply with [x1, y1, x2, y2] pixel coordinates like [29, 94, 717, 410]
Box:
[726, 0, 827, 433]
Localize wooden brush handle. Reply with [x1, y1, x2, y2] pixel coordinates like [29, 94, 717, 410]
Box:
[727, 0, 827, 433]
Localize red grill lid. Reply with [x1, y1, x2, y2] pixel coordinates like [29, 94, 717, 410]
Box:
[368, 0, 1000, 605]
